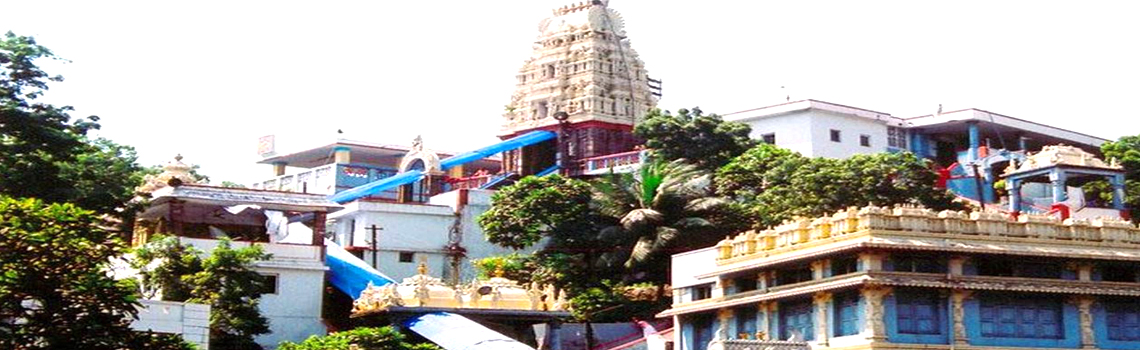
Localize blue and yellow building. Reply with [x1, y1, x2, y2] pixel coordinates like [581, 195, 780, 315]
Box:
[662, 202, 1140, 350]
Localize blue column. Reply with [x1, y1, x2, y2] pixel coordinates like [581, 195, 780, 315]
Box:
[1112, 174, 1127, 210]
[967, 122, 980, 162]
[983, 168, 996, 204]
[1009, 179, 1022, 213]
[1050, 170, 1068, 204]
[910, 130, 924, 157]
[1018, 136, 1029, 151]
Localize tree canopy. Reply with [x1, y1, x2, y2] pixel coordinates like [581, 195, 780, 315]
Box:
[633, 107, 756, 171]
[0, 196, 193, 350]
[0, 32, 143, 217]
[135, 237, 272, 350]
[717, 144, 964, 229]
[277, 326, 439, 350]
[1088, 134, 1140, 219]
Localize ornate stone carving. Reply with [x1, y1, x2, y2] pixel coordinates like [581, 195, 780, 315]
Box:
[501, 1, 656, 136]
[1071, 295, 1096, 348]
[861, 286, 891, 341]
[137, 154, 199, 195]
[951, 289, 973, 345]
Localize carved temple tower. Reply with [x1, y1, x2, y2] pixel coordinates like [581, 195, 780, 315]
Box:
[500, 1, 657, 175]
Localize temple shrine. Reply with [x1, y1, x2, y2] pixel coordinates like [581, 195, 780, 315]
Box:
[664, 154, 1140, 350]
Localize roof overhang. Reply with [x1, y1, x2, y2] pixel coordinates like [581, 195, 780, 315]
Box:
[148, 184, 342, 213]
[906, 109, 1109, 148]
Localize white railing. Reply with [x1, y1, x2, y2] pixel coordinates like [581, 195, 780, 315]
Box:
[252, 163, 336, 194]
[722, 339, 810, 350]
[179, 237, 322, 263]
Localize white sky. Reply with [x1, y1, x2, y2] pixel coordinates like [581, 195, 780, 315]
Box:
[4, 0, 1139, 184]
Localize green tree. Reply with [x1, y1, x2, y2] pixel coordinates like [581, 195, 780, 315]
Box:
[590, 159, 734, 279]
[184, 239, 272, 350]
[277, 326, 439, 350]
[132, 235, 203, 302]
[633, 107, 756, 171]
[1, 32, 143, 217]
[0, 196, 200, 349]
[1085, 135, 1140, 218]
[717, 144, 963, 228]
[477, 175, 614, 293]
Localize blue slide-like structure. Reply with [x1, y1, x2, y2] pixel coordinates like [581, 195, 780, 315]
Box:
[322, 132, 556, 349]
[329, 130, 557, 204]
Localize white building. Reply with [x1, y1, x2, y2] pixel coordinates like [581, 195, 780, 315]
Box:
[722, 99, 909, 159]
[327, 189, 526, 283]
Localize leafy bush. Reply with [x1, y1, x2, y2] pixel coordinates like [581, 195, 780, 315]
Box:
[278, 327, 439, 350]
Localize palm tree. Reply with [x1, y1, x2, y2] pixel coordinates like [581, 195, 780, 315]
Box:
[590, 159, 731, 280]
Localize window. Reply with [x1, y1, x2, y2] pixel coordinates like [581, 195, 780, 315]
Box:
[979, 294, 1062, 339]
[762, 133, 776, 145]
[692, 284, 713, 301]
[888, 127, 907, 148]
[976, 258, 1061, 279]
[776, 266, 814, 286]
[891, 255, 945, 273]
[831, 257, 859, 276]
[897, 290, 941, 334]
[834, 292, 860, 336]
[735, 306, 758, 338]
[259, 274, 279, 295]
[398, 251, 415, 263]
[1101, 264, 1138, 282]
[733, 276, 758, 293]
[780, 299, 815, 341]
[860, 135, 871, 147]
[830, 129, 842, 142]
[1106, 299, 1140, 341]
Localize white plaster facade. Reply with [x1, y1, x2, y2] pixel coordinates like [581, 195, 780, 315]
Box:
[178, 238, 328, 349]
[328, 189, 529, 283]
[132, 300, 211, 350]
[724, 100, 906, 159]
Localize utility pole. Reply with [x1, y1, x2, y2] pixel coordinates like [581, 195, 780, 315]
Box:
[365, 224, 383, 268]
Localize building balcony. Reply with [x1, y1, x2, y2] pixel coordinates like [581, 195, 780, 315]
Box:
[251, 163, 400, 198]
[569, 149, 646, 176]
[179, 237, 326, 271]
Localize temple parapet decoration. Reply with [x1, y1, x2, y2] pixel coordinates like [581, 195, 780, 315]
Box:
[716, 204, 1140, 263]
[1004, 144, 1122, 176]
[352, 262, 568, 316]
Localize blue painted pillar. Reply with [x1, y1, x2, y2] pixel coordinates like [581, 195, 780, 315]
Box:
[1050, 170, 1068, 204]
[1018, 136, 1029, 151]
[967, 122, 980, 162]
[1112, 174, 1127, 210]
[910, 130, 924, 158]
[1009, 178, 1022, 213]
[983, 168, 996, 204]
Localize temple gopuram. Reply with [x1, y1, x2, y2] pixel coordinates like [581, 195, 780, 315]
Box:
[499, 0, 657, 176]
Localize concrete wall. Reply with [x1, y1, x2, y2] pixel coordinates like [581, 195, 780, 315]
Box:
[739, 111, 815, 156]
[133, 300, 211, 350]
[807, 110, 891, 159]
[733, 109, 892, 159]
[179, 237, 328, 348]
[331, 189, 534, 283]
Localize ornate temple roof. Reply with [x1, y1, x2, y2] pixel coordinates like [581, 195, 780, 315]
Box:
[136, 154, 199, 195]
[352, 262, 569, 316]
[501, 1, 656, 136]
[1003, 144, 1123, 176]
